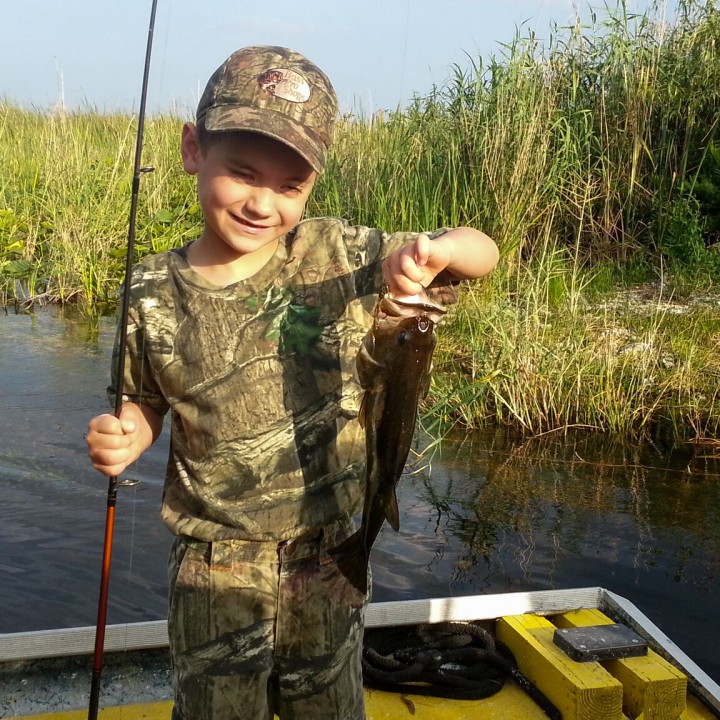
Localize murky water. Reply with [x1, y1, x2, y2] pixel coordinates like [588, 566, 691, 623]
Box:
[1, 307, 719, 683]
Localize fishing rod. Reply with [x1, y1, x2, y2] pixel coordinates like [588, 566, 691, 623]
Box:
[88, 0, 158, 717]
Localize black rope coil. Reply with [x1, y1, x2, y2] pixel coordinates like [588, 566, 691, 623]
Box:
[362, 621, 562, 719]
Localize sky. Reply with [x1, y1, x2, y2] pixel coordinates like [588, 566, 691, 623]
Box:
[1, 0, 658, 117]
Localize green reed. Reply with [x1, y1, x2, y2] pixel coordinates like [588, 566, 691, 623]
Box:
[1, 0, 719, 439]
[0, 106, 196, 311]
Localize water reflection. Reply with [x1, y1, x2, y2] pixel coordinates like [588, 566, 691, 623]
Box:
[1, 308, 719, 684]
[370, 430, 720, 682]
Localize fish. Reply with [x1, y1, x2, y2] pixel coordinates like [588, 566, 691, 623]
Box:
[331, 288, 447, 594]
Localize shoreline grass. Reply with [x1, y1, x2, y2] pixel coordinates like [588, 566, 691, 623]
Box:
[2, 0, 719, 441]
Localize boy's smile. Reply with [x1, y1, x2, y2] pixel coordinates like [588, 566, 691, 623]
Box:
[182, 125, 316, 284]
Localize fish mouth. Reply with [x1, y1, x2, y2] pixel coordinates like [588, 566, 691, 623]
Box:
[378, 293, 447, 324]
[417, 317, 432, 333]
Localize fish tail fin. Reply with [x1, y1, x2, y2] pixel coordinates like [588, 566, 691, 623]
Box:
[329, 531, 371, 594]
[385, 489, 400, 532]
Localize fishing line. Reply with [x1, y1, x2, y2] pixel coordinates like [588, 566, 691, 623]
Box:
[87, 0, 159, 717]
[110, 0, 172, 666]
[154, 0, 173, 112]
[124, 465, 140, 595]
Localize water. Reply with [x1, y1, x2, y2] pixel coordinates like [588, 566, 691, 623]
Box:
[0, 308, 172, 629]
[1, 307, 719, 684]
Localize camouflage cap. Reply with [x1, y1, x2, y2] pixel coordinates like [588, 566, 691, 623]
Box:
[196, 46, 338, 173]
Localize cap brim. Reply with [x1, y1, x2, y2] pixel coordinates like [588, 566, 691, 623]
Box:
[203, 105, 326, 173]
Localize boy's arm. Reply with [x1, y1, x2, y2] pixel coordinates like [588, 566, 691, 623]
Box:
[382, 227, 498, 297]
[87, 401, 163, 478]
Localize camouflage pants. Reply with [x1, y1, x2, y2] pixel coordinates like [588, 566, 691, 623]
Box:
[167, 517, 369, 720]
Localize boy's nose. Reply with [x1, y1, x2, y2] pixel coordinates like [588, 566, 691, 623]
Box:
[245, 187, 274, 217]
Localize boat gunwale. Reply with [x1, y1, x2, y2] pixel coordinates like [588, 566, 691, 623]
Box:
[2, 586, 604, 662]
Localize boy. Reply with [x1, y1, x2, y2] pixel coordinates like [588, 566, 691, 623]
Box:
[87, 46, 498, 720]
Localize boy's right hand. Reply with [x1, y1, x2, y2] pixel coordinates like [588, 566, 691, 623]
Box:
[86, 404, 147, 478]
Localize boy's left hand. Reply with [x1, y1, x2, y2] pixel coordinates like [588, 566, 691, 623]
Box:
[382, 234, 451, 297]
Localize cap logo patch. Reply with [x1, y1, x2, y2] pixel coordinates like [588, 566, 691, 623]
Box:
[257, 68, 311, 103]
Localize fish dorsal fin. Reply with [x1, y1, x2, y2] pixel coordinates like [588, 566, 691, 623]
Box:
[385, 488, 400, 532]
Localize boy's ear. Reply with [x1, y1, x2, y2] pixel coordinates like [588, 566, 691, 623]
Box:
[181, 122, 200, 174]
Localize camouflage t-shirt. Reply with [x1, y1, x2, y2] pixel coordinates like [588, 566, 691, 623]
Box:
[110, 217, 456, 542]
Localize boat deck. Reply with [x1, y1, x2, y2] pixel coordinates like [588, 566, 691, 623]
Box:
[6, 687, 549, 720]
[2, 642, 555, 719]
[4, 589, 719, 720]
[8, 690, 719, 720]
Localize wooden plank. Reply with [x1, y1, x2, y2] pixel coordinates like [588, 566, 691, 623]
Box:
[601, 590, 720, 717]
[497, 614, 624, 720]
[554, 609, 687, 720]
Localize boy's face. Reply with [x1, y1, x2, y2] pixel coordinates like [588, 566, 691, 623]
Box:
[182, 124, 316, 259]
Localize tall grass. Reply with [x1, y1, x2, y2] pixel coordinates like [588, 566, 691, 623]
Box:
[1, 0, 719, 439]
[0, 107, 195, 311]
[429, 271, 720, 441]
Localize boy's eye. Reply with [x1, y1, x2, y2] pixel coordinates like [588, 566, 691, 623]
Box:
[230, 166, 253, 180]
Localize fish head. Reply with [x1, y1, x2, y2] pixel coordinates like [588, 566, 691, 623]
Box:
[393, 314, 435, 348]
[368, 312, 437, 377]
[356, 288, 442, 391]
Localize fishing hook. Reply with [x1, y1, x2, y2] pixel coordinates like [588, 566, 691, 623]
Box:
[88, 1, 159, 717]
